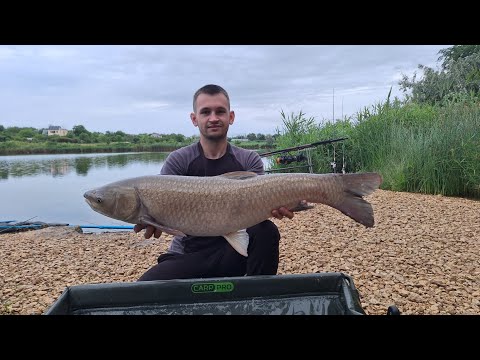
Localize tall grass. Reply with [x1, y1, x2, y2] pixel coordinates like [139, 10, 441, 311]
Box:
[274, 98, 480, 198]
[350, 100, 479, 197]
[272, 110, 353, 173]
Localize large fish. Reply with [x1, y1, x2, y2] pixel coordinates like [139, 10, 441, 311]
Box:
[84, 171, 382, 257]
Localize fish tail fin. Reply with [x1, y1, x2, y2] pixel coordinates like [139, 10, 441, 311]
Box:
[331, 172, 382, 228]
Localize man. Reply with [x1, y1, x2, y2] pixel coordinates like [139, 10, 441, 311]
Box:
[134, 84, 295, 281]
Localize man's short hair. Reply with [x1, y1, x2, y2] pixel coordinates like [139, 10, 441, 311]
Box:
[193, 84, 230, 112]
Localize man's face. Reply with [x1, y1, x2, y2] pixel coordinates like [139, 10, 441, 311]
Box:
[191, 93, 235, 141]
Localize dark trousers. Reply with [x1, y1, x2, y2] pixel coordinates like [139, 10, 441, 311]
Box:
[137, 220, 280, 281]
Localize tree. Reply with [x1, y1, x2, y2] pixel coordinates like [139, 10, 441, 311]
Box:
[438, 45, 480, 70]
[18, 128, 37, 139]
[247, 133, 257, 141]
[72, 125, 90, 137]
[175, 134, 186, 143]
[0, 125, 4, 132]
[399, 45, 480, 105]
[79, 133, 91, 143]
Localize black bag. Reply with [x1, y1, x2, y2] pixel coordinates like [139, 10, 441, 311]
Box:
[44, 272, 368, 315]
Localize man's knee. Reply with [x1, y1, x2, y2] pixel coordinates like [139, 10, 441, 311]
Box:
[245, 220, 280, 276]
[248, 220, 280, 244]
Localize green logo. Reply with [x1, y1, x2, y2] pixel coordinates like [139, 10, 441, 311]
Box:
[191, 282, 234, 293]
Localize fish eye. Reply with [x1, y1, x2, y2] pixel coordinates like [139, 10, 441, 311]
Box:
[96, 198, 102, 203]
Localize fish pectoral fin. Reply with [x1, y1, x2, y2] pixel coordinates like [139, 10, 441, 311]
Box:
[217, 171, 258, 180]
[139, 215, 186, 237]
[289, 201, 315, 213]
[223, 229, 249, 257]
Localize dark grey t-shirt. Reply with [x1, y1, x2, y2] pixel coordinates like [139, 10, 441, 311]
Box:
[160, 141, 265, 254]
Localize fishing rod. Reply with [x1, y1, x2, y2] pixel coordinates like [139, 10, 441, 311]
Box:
[261, 137, 349, 174]
[259, 137, 348, 157]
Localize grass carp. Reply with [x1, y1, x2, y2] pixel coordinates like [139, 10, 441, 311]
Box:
[84, 171, 382, 256]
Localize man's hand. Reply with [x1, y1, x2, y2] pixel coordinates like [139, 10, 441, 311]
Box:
[271, 207, 294, 220]
[133, 224, 163, 239]
[271, 200, 309, 220]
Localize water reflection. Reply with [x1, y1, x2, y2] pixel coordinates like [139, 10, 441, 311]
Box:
[1, 151, 271, 228]
[0, 152, 169, 180]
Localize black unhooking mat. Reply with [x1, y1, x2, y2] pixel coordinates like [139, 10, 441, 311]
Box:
[44, 272, 367, 315]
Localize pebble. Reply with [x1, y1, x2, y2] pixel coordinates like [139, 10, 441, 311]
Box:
[1, 189, 479, 315]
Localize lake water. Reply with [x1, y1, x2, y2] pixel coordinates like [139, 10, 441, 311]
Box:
[0, 152, 271, 232]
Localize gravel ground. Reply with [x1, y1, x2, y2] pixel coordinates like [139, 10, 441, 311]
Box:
[1, 189, 479, 315]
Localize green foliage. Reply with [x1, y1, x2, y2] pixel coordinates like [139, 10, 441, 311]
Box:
[79, 133, 91, 143]
[351, 99, 480, 197]
[399, 45, 480, 105]
[265, 134, 274, 146]
[438, 45, 480, 70]
[275, 110, 318, 146]
[0, 125, 275, 156]
[270, 110, 351, 173]
[72, 125, 90, 137]
[314, 119, 353, 173]
[17, 128, 37, 139]
[273, 89, 479, 198]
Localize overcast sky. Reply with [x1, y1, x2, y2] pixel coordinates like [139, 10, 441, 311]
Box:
[0, 45, 450, 137]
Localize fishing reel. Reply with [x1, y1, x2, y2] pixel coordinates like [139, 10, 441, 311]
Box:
[275, 154, 307, 165]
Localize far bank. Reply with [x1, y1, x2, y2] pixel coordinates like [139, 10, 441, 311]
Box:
[0, 140, 275, 156]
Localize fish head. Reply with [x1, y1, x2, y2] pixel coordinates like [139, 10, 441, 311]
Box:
[83, 185, 140, 222]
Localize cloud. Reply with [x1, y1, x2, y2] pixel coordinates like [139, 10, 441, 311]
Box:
[0, 45, 450, 136]
[0, 46, 16, 61]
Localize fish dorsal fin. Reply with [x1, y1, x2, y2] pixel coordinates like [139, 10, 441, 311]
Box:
[217, 171, 258, 180]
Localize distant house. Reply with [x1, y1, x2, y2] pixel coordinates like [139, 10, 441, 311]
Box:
[149, 133, 163, 138]
[42, 126, 69, 136]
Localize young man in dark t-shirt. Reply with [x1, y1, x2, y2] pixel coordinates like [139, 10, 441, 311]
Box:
[134, 84, 296, 281]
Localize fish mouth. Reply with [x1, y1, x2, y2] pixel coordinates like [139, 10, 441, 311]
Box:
[84, 190, 101, 209]
[83, 190, 95, 201]
[83, 192, 108, 217]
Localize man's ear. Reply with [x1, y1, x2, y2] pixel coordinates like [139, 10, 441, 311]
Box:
[229, 110, 235, 125]
[190, 112, 198, 127]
